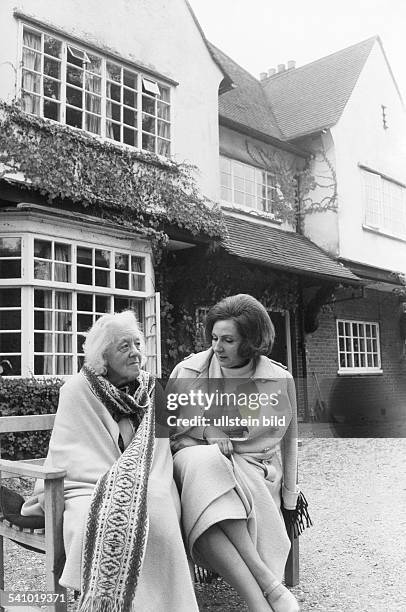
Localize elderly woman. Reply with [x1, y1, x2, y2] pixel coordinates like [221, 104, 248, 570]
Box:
[169, 294, 300, 612]
[22, 310, 198, 612]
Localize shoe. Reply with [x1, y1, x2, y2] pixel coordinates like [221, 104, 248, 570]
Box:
[263, 582, 300, 612]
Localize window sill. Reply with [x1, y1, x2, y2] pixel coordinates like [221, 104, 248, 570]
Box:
[362, 224, 406, 243]
[337, 368, 383, 376]
[220, 203, 283, 224]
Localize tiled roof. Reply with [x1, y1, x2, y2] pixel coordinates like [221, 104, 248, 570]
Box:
[223, 215, 360, 283]
[208, 43, 284, 140]
[261, 37, 377, 140]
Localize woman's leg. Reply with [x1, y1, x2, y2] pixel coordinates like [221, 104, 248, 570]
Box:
[218, 519, 299, 612]
[195, 524, 272, 612]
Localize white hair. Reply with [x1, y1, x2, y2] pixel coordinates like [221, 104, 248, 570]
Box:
[83, 310, 146, 375]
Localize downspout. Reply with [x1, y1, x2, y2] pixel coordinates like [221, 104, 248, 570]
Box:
[295, 171, 310, 421]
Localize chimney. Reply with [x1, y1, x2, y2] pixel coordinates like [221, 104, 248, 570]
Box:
[268, 68, 276, 77]
[287, 60, 296, 70]
[259, 72, 268, 81]
[277, 63, 286, 73]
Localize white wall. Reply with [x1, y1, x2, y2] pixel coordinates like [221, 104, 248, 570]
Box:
[302, 131, 340, 255]
[332, 41, 406, 274]
[0, 0, 222, 200]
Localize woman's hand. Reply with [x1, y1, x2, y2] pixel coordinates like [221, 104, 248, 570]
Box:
[204, 425, 234, 456]
[170, 435, 203, 454]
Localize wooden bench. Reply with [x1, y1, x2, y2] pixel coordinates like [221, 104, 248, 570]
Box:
[0, 413, 299, 610]
[0, 414, 67, 612]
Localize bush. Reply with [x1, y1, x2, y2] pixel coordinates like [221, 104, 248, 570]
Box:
[0, 377, 64, 459]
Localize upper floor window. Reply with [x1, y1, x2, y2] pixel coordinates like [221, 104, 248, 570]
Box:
[220, 156, 281, 215]
[363, 169, 406, 238]
[20, 24, 171, 156]
[337, 319, 381, 374]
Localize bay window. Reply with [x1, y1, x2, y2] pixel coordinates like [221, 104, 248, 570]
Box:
[0, 231, 158, 377]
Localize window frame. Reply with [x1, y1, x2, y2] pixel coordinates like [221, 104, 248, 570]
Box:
[18, 21, 172, 156]
[220, 155, 283, 218]
[336, 318, 382, 375]
[362, 168, 406, 239]
[0, 231, 152, 378]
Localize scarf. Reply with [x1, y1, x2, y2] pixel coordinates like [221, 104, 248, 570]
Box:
[77, 365, 156, 612]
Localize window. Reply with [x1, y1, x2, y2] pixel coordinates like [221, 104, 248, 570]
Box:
[337, 320, 381, 373]
[20, 24, 171, 155]
[363, 169, 406, 237]
[0, 233, 150, 376]
[220, 156, 282, 215]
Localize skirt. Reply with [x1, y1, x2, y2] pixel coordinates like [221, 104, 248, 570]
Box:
[173, 444, 291, 581]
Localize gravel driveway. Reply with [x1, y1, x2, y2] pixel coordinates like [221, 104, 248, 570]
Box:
[3, 437, 406, 611]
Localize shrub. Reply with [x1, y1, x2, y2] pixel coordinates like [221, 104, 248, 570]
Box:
[0, 377, 64, 459]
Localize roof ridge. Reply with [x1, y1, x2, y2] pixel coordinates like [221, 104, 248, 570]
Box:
[208, 41, 262, 84]
[261, 36, 377, 85]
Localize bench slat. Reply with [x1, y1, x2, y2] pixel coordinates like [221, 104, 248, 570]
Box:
[0, 414, 56, 433]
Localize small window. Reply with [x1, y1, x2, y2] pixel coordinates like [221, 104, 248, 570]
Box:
[337, 319, 381, 373]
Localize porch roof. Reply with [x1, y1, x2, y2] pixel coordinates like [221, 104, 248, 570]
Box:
[223, 215, 361, 284]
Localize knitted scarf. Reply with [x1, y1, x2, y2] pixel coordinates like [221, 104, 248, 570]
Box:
[77, 365, 156, 612]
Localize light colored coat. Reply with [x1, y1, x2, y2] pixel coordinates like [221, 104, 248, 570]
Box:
[169, 348, 299, 508]
[22, 372, 198, 612]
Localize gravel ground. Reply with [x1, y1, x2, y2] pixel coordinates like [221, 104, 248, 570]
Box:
[3, 437, 406, 611]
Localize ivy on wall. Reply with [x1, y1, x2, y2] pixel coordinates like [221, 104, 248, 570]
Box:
[0, 102, 226, 249]
[157, 247, 299, 376]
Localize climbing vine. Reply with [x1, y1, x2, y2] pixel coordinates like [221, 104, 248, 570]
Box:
[0, 102, 226, 251]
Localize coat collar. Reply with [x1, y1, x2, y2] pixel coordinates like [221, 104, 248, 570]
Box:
[180, 349, 283, 380]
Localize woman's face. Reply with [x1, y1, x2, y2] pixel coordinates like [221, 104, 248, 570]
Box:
[104, 329, 143, 387]
[211, 319, 245, 368]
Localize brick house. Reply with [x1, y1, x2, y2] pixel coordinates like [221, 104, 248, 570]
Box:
[211, 37, 406, 422]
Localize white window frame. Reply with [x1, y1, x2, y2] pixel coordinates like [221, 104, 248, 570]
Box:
[362, 168, 406, 239]
[0, 230, 160, 377]
[220, 155, 283, 217]
[336, 319, 382, 375]
[18, 22, 171, 156]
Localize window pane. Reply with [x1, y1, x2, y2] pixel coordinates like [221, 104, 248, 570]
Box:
[34, 332, 53, 352]
[0, 310, 20, 329]
[157, 101, 170, 121]
[0, 261, 21, 278]
[77, 247, 92, 265]
[115, 272, 129, 290]
[123, 70, 137, 89]
[0, 238, 21, 257]
[131, 257, 145, 273]
[77, 335, 86, 354]
[107, 101, 121, 121]
[159, 86, 170, 102]
[142, 96, 155, 115]
[123, 107, 136, 127]
[77, 266, 92, 285]
[142, 132, 155, 152]
[67, 86, 83, 108]
[34, 289, 52, 308]
[142, 113, 155, 133]
[2, 355, 21, 375]
[34, 239, 52, 259]
[34, 310, 53, 330]
[44, 99, 60, 121]
[0, 333, 21, 352]
[34, 260, 52, 280]
[44, 35, 62, 58]
[56, 312, 72, 331]
[106, 62, 121, 82]
[95, 269, 109, 287]
[22, 48, 41, 72]
[55, 292, 72, 310]
[56, 334, 72, 352]
[23, 28, 41, 51]
[66, 106, 82, 128]
[22, 93, 40, 115]
[0, 288, 21, 307]
[123, 127, 137, 147]
[107, 83, 121, 102]
[44, 57, 61, 80]
[96, 295, 110, 313]
[86, 113, 101, 134]
[34, 355, 53, 375]
[106, 121, 120, 141]
[56, 356, 73, 375]
[131, 275, 145, 291]
[123, 88, 136, 108]
[77, 293, 93, 311]
[85, 93, 101, 113]
[87, 54, 102, 75]
[77, 313, 93, 332]
[22, 70, 40, 93]
[157, 120, 170, 139]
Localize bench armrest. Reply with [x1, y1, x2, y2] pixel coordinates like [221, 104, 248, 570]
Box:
[0, 459, 66, 480]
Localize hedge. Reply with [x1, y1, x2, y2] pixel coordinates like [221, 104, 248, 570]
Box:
[0, 377, 64, 459]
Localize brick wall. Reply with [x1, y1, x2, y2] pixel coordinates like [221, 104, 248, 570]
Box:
[304, 287, 406, 423]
